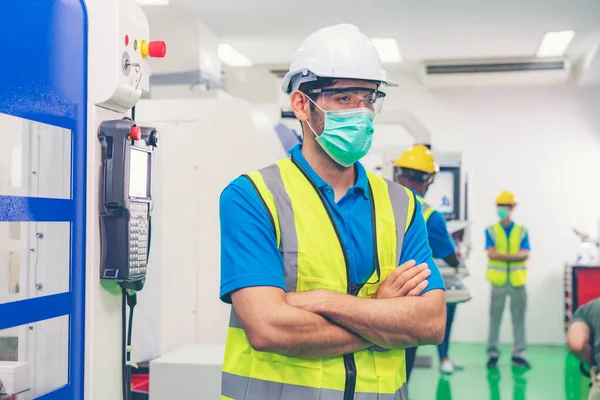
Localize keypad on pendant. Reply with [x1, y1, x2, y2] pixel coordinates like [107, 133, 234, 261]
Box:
[129, 202, 149, 277]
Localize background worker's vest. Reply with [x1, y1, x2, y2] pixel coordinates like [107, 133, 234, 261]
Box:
[415, 195, 434, 223]
[486, 222, 528, 287]
[221, 158, 416, 400]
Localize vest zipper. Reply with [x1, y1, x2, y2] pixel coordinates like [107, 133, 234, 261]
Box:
[505, 226, 511, 284]
[350, 185, 380, 296]
[290, 158, 358, 400]
[368, 184, 381, 287]
[504, 226, 515, 286]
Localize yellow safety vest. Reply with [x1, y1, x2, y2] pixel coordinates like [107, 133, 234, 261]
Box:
[415, 194, 434, 223]
[486, 222, 528, 287]
[221, 157, 416, 400]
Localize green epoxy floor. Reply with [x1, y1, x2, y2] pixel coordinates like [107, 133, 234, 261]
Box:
[408, 344, 591, 400]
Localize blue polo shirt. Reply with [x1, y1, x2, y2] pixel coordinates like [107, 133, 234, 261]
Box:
[485, 221, 530, 250]
[412, 191, 456, 259]
[219, 144, 445, 303]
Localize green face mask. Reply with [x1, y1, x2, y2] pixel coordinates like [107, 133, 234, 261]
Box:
[306, 100, 375, 167]
[497, 208, 510, 220]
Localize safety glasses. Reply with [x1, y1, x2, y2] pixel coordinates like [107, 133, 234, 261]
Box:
[307, 87, 386, 114]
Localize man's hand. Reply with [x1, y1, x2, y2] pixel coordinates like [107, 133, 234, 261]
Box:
[373, 260, 431, 299]
[285, 260, 431, 309]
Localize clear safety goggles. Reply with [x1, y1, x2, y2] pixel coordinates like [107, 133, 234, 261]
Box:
[306, 87, 386, 114]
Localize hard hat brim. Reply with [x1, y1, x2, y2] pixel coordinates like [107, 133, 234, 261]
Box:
[282, 69, 398, 94]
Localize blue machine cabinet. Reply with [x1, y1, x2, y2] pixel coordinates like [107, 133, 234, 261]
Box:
[0, 1, 88, 399]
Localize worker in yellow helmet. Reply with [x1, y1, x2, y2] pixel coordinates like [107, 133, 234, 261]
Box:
[395, 144, 464, 377]
[485, 191, 531, 369]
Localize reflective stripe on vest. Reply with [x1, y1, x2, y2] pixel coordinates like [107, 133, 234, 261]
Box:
[486, 222, 527, 287]
[222, 157, 415, 400]
[221, 372, 407, 400]
[415, 195, 434, 223]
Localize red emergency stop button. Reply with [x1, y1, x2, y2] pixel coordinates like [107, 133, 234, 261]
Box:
[141, 40, 167, 58]
[130, 126, 141, 140]
[149, 41, 166, 58]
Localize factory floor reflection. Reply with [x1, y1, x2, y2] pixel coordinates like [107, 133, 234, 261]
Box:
[409, 343, 589, 400]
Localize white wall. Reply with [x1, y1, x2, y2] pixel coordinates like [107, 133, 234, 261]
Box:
[378, 75, 600, 345]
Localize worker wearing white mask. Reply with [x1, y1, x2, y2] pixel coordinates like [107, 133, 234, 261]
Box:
[486, 191, 531, 369]
[218, 24, 446, 400]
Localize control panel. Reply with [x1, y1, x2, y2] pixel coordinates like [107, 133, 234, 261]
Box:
[90, 0, 166, 113]
[99, 119, 159, 291]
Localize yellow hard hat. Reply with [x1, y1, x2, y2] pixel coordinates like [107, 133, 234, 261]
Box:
[394, 145, 437, 174]
[496, 190, 516, 205]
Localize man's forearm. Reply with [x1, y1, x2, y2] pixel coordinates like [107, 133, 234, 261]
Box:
[572, 342, 593, 367]
[489, 249, 528, 262]
[311, 290, 445, 350]
[248, 305, 371, 359]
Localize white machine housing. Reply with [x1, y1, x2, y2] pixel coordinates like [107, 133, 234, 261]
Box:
[89, 0, 152, 112]
[0, 361, 29, 396]
[85, 0, 163, 399]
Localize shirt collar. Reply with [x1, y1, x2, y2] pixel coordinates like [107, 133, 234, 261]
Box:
[408, 187, 425, 199]
[289, 144, 369, 199]
[503, 221, 515, 230]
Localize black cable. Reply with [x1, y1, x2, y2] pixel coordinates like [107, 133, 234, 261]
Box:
[126, 291, 137, 400]
[131, 105, 136, 122]
[581, 361, 591, 378]
[128, 304, 134, 356]
[121, 288, 128, 400]
[121, 288, 138, 400]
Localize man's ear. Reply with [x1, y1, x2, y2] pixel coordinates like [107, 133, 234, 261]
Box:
[290, 91, 310, 121]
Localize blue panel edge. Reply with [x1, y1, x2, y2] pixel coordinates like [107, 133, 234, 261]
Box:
[69, 1, 89, 399]
[0, 196, 75, 222]
[0, 293, 71, 330]
[35, 385, 71, 400]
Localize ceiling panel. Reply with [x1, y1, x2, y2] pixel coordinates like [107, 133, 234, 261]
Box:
[169, 0, 600, 64]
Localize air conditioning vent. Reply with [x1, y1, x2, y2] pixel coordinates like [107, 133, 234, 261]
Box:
[426, 60, 567, 75]
[422, 58, 571, 89]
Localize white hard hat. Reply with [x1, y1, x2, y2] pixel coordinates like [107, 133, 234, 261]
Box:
[281, 24, 398, 94]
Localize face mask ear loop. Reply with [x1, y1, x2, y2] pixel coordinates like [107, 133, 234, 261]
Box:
[303, 94, 326, 139]
[304, 93, 326, 114]
[305, 120, 319, 139]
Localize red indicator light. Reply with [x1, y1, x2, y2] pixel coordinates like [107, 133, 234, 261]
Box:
[125, 35, 129, 46]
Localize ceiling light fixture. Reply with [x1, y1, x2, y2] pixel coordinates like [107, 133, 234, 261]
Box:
[536, 30, 575, 57]
[134, 0, 169, 5]
[218, 43, 253, 67]
[370, 38, 402, 63]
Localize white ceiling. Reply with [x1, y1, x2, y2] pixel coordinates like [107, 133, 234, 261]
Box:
[170, 0, 600, 66]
